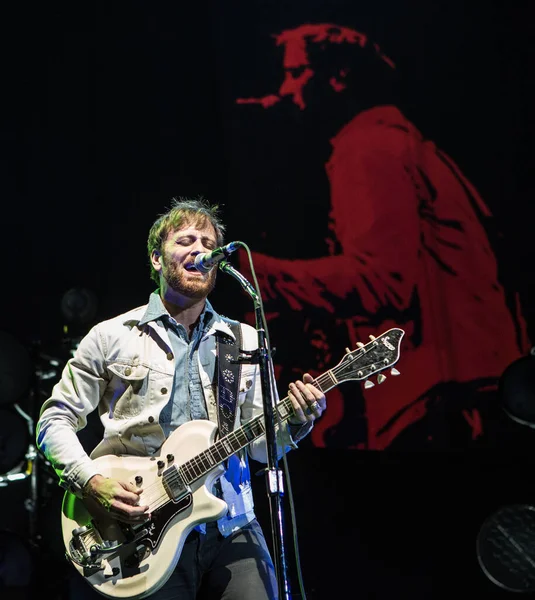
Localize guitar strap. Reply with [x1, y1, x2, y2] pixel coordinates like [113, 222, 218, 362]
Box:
[215, 322, 243, 439]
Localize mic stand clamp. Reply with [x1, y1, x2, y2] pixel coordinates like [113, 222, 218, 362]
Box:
[231, 349, 260, 364]
[219, 260, 292, 600]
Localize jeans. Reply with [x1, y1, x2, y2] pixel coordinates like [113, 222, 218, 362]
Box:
[68, 519, 277, 600]
[151, 519, 277, 600]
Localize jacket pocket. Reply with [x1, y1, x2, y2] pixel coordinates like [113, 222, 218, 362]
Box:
[107, 362, 150, 419]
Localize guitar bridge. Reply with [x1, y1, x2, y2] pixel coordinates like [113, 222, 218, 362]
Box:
[69, 524, 121, 569]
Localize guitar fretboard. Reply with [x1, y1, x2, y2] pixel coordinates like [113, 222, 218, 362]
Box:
[167, 326, 404, 487]
[177, 370, 340, 485]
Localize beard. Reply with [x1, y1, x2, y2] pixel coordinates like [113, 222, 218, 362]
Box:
[163, 262, 217, 299]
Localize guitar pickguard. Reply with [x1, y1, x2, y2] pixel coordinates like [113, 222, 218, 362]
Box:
[136, 492, 193, 552]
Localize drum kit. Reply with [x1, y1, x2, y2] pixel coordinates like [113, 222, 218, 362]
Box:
[0, 288, 97, 592]
[0, 329, 80, 589]
[476, 349, 535, 594]
[0, 330, 41, 508]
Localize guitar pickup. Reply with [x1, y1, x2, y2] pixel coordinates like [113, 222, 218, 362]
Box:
[162, 465, 191, 502]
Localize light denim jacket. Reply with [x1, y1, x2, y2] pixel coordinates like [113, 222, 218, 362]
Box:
[36, 298, 311, 535]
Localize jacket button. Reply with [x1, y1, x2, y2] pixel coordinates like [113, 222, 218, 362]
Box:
[161, 387, 168, 395]
[125, 367, 132, 376]
[148, 416, 154, 423]
[166, 352, 173, 360]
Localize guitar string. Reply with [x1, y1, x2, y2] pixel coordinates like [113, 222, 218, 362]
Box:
[83, 340, 398, 548]
[127, 346, 382, 509]
[134, 362, 355, 510]
[105, 342, 394, 511]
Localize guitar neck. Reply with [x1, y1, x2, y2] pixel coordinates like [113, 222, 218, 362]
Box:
[176, 326, 405, 486]
[178, 369, 339, 486]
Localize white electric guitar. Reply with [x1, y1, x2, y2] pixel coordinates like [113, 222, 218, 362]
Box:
[61, 327, 405, 599]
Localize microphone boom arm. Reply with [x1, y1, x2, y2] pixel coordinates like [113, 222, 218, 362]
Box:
[218, 259, 259, 302]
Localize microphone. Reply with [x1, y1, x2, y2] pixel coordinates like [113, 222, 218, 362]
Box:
[193, 241, 241, 273]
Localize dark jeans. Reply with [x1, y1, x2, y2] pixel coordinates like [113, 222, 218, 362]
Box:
[68, 519, 277, 600]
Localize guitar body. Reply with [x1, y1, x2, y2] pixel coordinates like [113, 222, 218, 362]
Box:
[61, 419, 227, 599]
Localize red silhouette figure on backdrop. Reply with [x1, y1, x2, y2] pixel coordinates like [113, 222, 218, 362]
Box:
[235, 23, 530, 450]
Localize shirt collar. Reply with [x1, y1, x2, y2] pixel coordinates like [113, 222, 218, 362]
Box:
[139, 290, 215, 330]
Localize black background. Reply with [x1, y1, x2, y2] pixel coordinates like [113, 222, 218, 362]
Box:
[2, 1, 535, 598]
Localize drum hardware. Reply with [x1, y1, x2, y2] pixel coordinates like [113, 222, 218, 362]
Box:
[1, 294, 96, 594]
[0, 334, 64, 549]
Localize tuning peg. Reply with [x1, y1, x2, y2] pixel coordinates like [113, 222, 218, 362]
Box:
[369, 335, 376, 341]
[390, 367, 400, 376]
[377, 373, 387, 384]
[356, 342, 365, 348]
[364, 380, 375, 389]
[345, 347, 352, 354]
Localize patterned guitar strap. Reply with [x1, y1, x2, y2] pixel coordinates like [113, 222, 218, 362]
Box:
[216, 321, 243, 440]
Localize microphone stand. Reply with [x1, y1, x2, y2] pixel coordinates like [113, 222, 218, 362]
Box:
[219, 260, 292, 600]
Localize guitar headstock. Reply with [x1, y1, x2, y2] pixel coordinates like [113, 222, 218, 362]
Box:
[333, 328, 405, 388]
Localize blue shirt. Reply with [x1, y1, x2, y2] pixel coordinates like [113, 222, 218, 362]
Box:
[141, 295, 213, 436]
[139, 292, 255, 535]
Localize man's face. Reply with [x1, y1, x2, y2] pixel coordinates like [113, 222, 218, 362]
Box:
[154, 222, 218, 300]
[237, 24, 365, 111]
[236, 24, 396, 117]
[276, 33, 316, 110]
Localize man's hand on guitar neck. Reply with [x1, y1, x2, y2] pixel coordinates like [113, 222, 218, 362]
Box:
[82, 474, 151, 523]
[287, 372, 326, 425]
